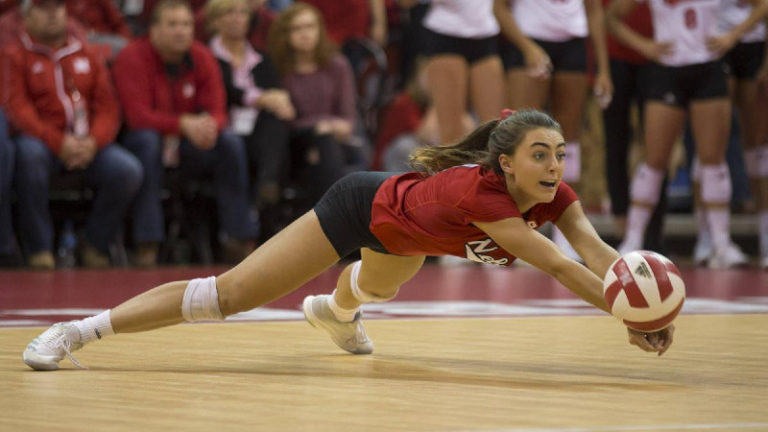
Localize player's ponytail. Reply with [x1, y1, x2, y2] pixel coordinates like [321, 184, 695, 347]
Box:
[409, 120, 498, 175]
[410, 109, 562, 175]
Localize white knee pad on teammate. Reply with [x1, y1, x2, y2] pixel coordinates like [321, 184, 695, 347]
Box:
[691, 158, 701, 183]
[700, 163, 731, 204]
[630, 163, 664, 205]
[182, 276, 225, 322]
[562, 142, 581, 183]
[349, 260, 398, 303]
[745, 146, 768, 178]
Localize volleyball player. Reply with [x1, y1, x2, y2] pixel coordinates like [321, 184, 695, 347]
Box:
[607, 0, 768, 268]
[22, 110, 674, 371]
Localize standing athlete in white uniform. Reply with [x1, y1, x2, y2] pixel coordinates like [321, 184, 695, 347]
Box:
[493, 0, 613, 258]
[422, 0, 506, 145]
[720, 0, 768, 269]
[607, 0, 768, 268]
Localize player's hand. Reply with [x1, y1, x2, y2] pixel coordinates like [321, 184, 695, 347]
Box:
[593, 72, 614, 109]
[639, 40, 674, 62]
[627, 324, 675, 356]
[706, 33, 737, 56]
[522, 41, 552, 80]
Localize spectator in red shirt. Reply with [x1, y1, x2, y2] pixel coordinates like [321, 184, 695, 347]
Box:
[113, 0, 256, 267]
[3, 0, 143, 270]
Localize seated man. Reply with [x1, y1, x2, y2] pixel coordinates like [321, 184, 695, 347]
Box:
[113, 0, 256, 267]
[4, 0, 143, 270]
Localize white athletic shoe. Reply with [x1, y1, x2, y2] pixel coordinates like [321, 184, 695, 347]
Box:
[693, 237, 713, 266]
[302, 295, 373, 354]
[23, 321, 85, 370]
[707, 242, 749, 270]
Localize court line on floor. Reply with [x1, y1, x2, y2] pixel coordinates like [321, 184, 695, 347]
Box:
[462, 422, 768, 432]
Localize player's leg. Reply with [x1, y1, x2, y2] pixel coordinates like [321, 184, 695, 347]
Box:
[23, 210, 341, 370]
[468, 55, 506, 123]
[550, 70, 590, 258]
[734, 75, 768, 267]
[303, 248, 425, 354]
[425, 54, 469, 145]
[619, 101, 685, 254]
[690, 96, 743, 268]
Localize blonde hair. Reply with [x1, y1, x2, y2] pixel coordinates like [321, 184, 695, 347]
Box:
[204, 0, 247, 36]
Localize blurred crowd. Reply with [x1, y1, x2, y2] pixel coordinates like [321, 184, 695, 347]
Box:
[0, 0, 766, 271]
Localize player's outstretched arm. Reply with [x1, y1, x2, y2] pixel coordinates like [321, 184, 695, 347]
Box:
[554, 201, 619, 279]
[474, 218, 609, 313]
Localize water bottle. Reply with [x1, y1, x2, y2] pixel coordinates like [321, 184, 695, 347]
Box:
[57, 220, 77, 268]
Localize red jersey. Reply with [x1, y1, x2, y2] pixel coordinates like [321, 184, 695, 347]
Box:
[370, 165, 578, 266]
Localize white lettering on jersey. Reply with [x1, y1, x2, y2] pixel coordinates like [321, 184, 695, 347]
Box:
[465, 239, 509, 266]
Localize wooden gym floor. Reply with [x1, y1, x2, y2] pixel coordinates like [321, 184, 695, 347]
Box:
[1, 263, 767, 431]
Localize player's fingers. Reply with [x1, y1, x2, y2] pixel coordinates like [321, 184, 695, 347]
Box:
[630, 334, 655, 352]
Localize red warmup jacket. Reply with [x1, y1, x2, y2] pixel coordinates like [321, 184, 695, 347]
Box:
[112, 38, 228, 135]
[2, 33, 120, 154]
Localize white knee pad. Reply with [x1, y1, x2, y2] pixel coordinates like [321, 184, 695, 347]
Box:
[181, 276, 224, 322]
[691, 158, 701, 182]
[562, 142, 581, 183]
[700, 163, 732, 204]
[745, 146, 768, 178]
[349, 260, 398, 303]
[630, 163, 664, 205]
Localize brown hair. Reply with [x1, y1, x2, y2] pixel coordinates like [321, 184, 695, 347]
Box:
[409, 109, 562, 175]
[150, 0, 193, 27]
[267, 2, 337, 76]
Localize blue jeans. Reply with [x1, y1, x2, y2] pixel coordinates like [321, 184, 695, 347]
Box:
[122, 129, 256, 243]
[0, 110, 14, 254]
[13, 135, 143, 254]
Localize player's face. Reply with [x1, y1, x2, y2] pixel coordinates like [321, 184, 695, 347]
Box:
[501, 127, 566, 204]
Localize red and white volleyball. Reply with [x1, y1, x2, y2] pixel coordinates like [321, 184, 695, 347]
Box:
[603, 251, 685, 332]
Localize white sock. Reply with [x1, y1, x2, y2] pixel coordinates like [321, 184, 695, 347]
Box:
[74, 310, 115, 344]
[694, 207, 709, 237]
[623, 205, 652, 250]
[706, 208, 731, 249]
[759, 210, 768, 256]
[327, 290, 358, 322]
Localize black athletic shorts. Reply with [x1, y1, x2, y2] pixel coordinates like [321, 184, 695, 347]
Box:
[422, 28, 500, 65]
[722, 41, 765, 80]
[500, 37, 588, 72]
[313, 171, 396, 258]
[645, 61, 728, 108]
